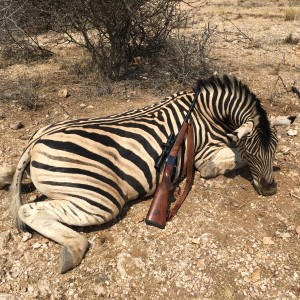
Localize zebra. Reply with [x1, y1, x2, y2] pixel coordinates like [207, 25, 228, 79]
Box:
[1, 75, 296, 273]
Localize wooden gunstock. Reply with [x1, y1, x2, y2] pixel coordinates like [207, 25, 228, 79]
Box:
[145, 168, 173, 229]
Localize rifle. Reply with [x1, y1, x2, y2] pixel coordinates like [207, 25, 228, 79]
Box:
[145, 88, 201, 229]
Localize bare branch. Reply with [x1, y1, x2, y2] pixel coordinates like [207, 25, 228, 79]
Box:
[220, 16, 253, 45]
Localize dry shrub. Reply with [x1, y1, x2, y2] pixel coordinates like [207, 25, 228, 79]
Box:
[284, 33, 299, 44]
[0, 43, 52, 68]
[17, 76, 41, 110]
[158, 24, 216, 85]
[0, 1, 52, 67]
[1, 75, 41, 110]
[37, 0, 188, 80]
[59, 55, 95, 78]
[285, 9, 299, 21]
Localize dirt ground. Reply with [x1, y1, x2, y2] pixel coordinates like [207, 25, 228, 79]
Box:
[0, 1, 300, 299]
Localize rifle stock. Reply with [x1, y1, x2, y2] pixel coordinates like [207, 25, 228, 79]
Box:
[145, 166, 173, 229]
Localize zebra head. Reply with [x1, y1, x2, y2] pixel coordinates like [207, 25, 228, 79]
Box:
[228, 115, 296, 196]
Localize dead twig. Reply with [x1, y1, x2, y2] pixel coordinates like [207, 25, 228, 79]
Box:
[276, 74, 290, 93]
[269, 74, 291, 104]
[221, 16, 253, 43]
[41, 99, 71, 117]
[290, 191, 300, 201]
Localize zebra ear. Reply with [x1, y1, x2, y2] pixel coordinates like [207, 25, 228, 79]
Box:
[270, 115, 297, 126]
[227, 121, 254, 143]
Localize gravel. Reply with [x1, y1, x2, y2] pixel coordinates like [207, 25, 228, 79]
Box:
[0, 1, 300, 299]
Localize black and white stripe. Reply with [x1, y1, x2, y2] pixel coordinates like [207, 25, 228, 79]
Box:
[9, 75, 294, 273]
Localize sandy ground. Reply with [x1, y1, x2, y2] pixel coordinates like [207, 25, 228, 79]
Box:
[0, 1, 300, 299]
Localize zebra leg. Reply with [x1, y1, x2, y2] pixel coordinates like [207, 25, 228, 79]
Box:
[18, 200, 94, 274]
[196, 147, 247, 179]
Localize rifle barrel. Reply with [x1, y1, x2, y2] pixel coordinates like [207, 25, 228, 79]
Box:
[184, 89, 201, 123]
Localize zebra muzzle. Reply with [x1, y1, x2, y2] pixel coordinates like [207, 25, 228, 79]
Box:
[255, 178, 277, 196]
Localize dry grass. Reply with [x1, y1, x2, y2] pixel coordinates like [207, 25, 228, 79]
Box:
[0, 75, 41, 110]
[284, 33, 300, 44]
[285, 8, 300, 20]
[0, 43, 52, 69]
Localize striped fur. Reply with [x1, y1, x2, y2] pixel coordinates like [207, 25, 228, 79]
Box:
[9, 75, 290, 273]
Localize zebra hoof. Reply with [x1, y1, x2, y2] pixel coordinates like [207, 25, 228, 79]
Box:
[200, 162, 218, 179]
[59, 245, 75, 274]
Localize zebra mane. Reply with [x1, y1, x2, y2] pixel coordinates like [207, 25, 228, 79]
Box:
[196, 75, 272, 147]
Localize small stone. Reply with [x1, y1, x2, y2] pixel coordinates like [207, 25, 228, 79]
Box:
[197, 258, 205, 268]
[10, 122, 24, 130]
[87, 105, 94, 109]
[250, 291, 260, 298]
[131, 211, 145, 223]
[250, 268, 261, 282]
[37, 279, 51, 296]
[276, 231, 292, 238]
[240, 271, 248, 277]
[223, 287, 234, 299]
[290, 187, 300, 199]
[263, 236, 275, 245]
[296, 226, 300, 235]
[80, 103, 86, 108]
[0, 230, 11, 249]
[191, 238, 201, 244]
[11, 266, 21, 278]
[22, 232, 32, 242]
[0, 294, 16, 300]
[94, 286, 105, 296]
[19, 134, 31, 140]
[58, 88, 69, 98]
[32, 242, 42, 249]
[278, 145, 290, 154]
[116, 253, 144, 279]
[287, 129, 297, 136]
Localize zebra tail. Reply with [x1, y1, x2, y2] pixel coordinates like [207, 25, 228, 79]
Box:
[10, 149, 31, 230]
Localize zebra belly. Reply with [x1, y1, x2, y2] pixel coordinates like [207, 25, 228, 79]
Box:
[29, 136, 156, 207]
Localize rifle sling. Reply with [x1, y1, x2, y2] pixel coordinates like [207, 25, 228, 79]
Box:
[167, 122, 194, 221]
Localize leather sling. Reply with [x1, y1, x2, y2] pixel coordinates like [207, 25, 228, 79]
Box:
[167, 122, 194, 221]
